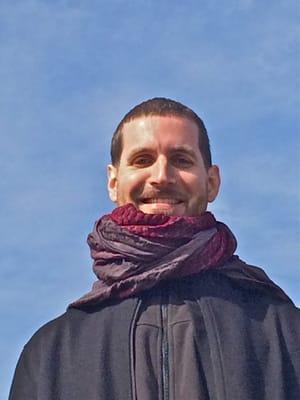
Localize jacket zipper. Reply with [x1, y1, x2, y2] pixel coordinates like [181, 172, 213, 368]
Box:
[161, 288, 169, 400]
[129, 298, 142, 400]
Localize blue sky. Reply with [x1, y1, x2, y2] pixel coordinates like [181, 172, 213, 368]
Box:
[1, 0, 299, 397]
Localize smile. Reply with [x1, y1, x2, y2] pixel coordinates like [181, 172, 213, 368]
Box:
[140, 198, 183, 204]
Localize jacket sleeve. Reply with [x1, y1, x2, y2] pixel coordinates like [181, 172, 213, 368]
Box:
[9, 344, 38, 400]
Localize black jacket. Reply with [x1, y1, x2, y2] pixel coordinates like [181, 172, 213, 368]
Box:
[9, 266, 300, 400]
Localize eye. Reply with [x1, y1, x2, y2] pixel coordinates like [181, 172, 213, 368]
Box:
[171, 154, 194, 168]
[132, 154, 154, 167]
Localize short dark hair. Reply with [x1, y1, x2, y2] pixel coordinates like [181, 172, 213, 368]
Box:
[110, 97, 212, 169]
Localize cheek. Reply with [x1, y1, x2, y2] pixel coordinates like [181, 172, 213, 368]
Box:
[118, 171, 148, 194]
[179, 172, 204, 191]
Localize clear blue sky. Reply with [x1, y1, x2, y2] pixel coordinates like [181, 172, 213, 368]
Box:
[1, 1, 299, 398]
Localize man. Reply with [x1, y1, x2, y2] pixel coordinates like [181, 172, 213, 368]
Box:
[10, 98, 300, 399]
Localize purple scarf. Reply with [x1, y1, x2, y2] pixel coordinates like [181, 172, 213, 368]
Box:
[70, 204, 237, 307]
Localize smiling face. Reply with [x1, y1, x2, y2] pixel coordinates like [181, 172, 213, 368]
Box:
[107, 115, 220, 216]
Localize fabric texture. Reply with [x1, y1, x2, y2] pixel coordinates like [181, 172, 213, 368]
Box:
[133, 275, 298, 400]
[9, 261, 300, 400]
[71, 204, 237, 307]
[9, 207, 299, 400]
[70, 204, 290, 307]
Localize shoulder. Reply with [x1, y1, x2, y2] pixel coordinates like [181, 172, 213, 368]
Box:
[20, 308, 83, 356]
[216, 256, 297, 305]
[177, 256, 299, 323]
[210, 257, 300, 335]
[22, 296, 139, 354]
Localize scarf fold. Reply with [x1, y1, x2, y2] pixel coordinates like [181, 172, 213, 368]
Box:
[70, 204, 292, 308]
[70, 204, 236, 307]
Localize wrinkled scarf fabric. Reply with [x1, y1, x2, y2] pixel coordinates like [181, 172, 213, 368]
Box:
[70, 204, 237, 307]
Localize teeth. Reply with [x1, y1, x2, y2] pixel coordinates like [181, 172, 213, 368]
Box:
[142, 198, 181, 204]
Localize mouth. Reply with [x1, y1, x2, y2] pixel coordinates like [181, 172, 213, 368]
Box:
[141, 197, 182, 205]
[137, 196, 186, 215]
[140, 198, 183, 205]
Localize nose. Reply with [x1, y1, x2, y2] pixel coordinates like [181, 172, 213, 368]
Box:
[149, 156, 176, 186]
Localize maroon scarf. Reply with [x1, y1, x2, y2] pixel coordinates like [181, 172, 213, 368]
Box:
[70, 204, 237, 307]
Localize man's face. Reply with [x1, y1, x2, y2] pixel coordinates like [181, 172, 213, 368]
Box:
[107, 115, 220, 216]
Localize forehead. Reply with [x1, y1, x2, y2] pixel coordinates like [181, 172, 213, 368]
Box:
[121, 115, 200, 153]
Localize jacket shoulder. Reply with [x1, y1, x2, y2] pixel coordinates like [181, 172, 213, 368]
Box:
[9, 298, 138, 400]
[24, 297, 138, 352]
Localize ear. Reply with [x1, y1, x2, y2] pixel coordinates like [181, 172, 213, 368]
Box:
[107, 164, 118, 203]
[207, 165, 221, 203]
